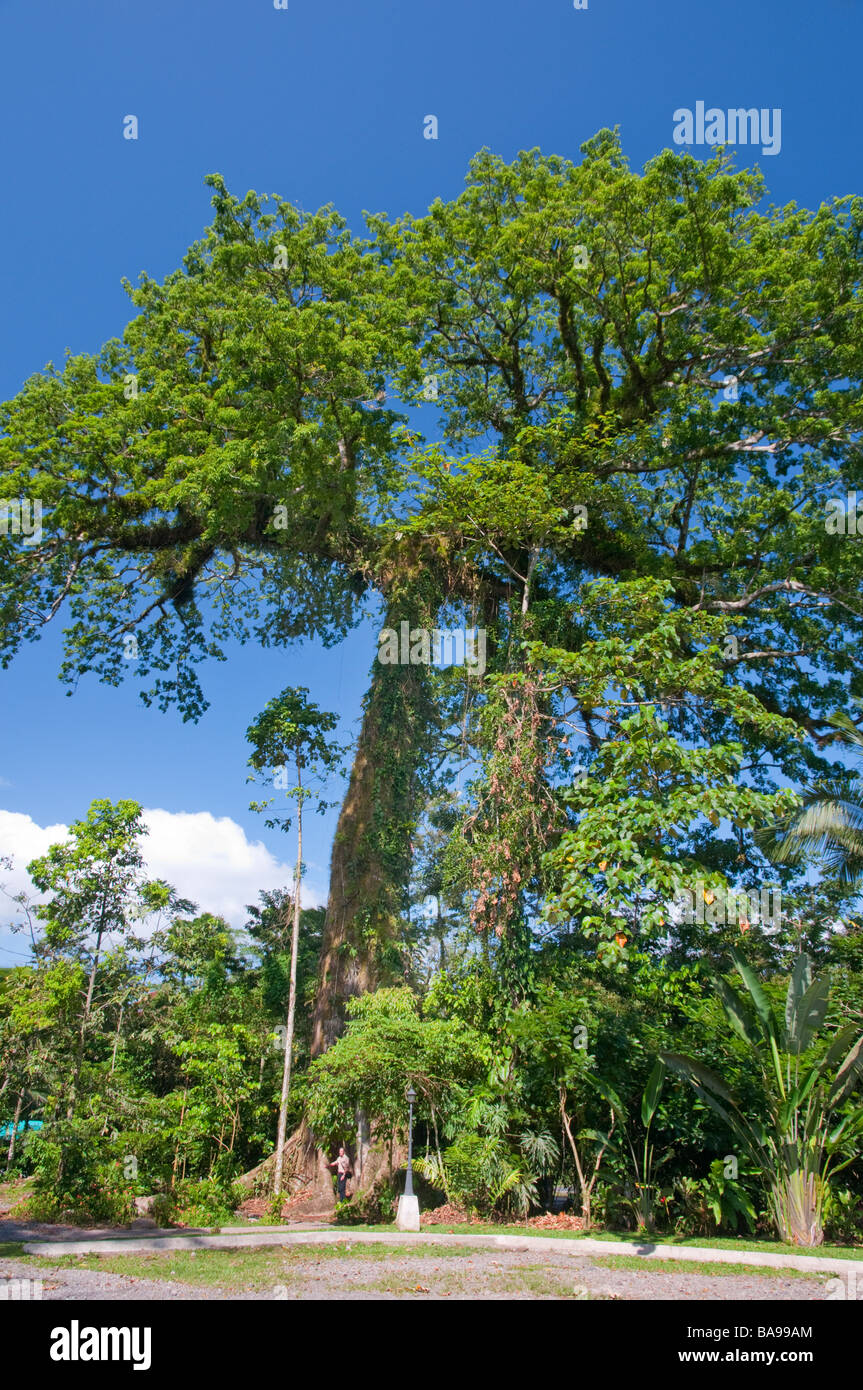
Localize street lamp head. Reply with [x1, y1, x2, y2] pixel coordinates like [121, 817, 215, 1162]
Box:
[406, 1084, 416, 1105]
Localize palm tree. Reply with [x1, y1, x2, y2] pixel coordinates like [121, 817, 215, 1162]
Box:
[763, 704, 863, 887]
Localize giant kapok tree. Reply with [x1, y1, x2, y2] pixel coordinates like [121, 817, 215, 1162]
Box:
[3, 130, 862, 1205]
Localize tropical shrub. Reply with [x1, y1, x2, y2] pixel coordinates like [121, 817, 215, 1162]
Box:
[168, 1177, 244, 1227]
[663, 950, 863, 1246]
[672, 1162, 757, 1237]
[414, 1131, 543, 1219]
[333, 1178, 399, 1226]
[23, 1130, 136, 1225]
[822, 1186, 863, 1245]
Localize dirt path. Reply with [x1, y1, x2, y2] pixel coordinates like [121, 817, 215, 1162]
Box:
[0, 1247, 831, 1301]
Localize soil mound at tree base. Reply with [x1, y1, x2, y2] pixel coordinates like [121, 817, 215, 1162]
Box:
[421, 1204, 479, 1225]
[237, 1193, 334, 1222]
[527, 1212, 589, 1231]
[420, 1205, 590, 1231]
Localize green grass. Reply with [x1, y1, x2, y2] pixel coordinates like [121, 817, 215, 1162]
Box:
[589, 1253, 831, 1280]
[351, 1265, 605, 1299]
[579, 1230, 862, 1259]
[21, 1241, 496, 1289]
[0, 1176, 34, 1208]
[341, 1222, 862, 1259]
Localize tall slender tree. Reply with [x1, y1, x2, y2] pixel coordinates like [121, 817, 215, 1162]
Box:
[246, 687, 343, 1195]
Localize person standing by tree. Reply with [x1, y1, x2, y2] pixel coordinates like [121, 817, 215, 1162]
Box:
[327, 1145, 352, 1202]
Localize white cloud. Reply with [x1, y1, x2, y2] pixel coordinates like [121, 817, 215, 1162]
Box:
[0, 807, 327, 944]
[139, 808, 326, 924]
[0, 810, 70, 894]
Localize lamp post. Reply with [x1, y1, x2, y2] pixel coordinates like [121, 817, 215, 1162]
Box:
[396, 1082, 420, 1231]
[404, 1084, 416, 1198]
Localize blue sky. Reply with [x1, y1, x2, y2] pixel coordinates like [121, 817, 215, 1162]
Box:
[1, 0, 860, 955]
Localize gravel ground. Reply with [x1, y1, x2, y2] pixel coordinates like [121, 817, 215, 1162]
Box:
[0, 1255, 244, 1300]
[0, 1247, 830, 1301]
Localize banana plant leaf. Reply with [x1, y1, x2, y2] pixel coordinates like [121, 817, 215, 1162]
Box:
[785, 972, 830, 1055]
[641, 1059, 667, 1128]
[713, 974, 762, 1047]
[829, 1034, 863, 1107]
[730, 946, 778, 1044]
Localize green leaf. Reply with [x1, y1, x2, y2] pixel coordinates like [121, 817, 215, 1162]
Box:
[593, 1078, 626, 1118]
[786, 1064, 821, 1115]
[641, 1059, 667, 1128]
[785, 965, 829, 1055]
[713, 974, 762, 1048]
[828, 1034, 863, 1107]
[784, 953, 813, 1043]
[660, 1052, 732, 1102]
[730, 947, 778, 1044]
[818, 1024, 858, 1078]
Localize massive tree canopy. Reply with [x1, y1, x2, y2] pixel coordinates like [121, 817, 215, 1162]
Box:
[3, 129, 863, 1052]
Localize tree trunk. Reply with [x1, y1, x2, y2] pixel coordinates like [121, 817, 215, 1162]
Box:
[82, 926, 104, 1027]
[274, 762, 304, 1197]
[5, 1092, 22, 1171]
[109, 1001, 125, 1076]
[171, 1087, 187, 1187]
[774, 1169, 823, 1247]
[436, 895, 446, 970]
[355, 1109, 371, 1188]
[311, 604, 436, 1056]
[67, 921, 106, 1122]
[239, 1119, 335, 1215]
[245, 588, 438, 1208]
